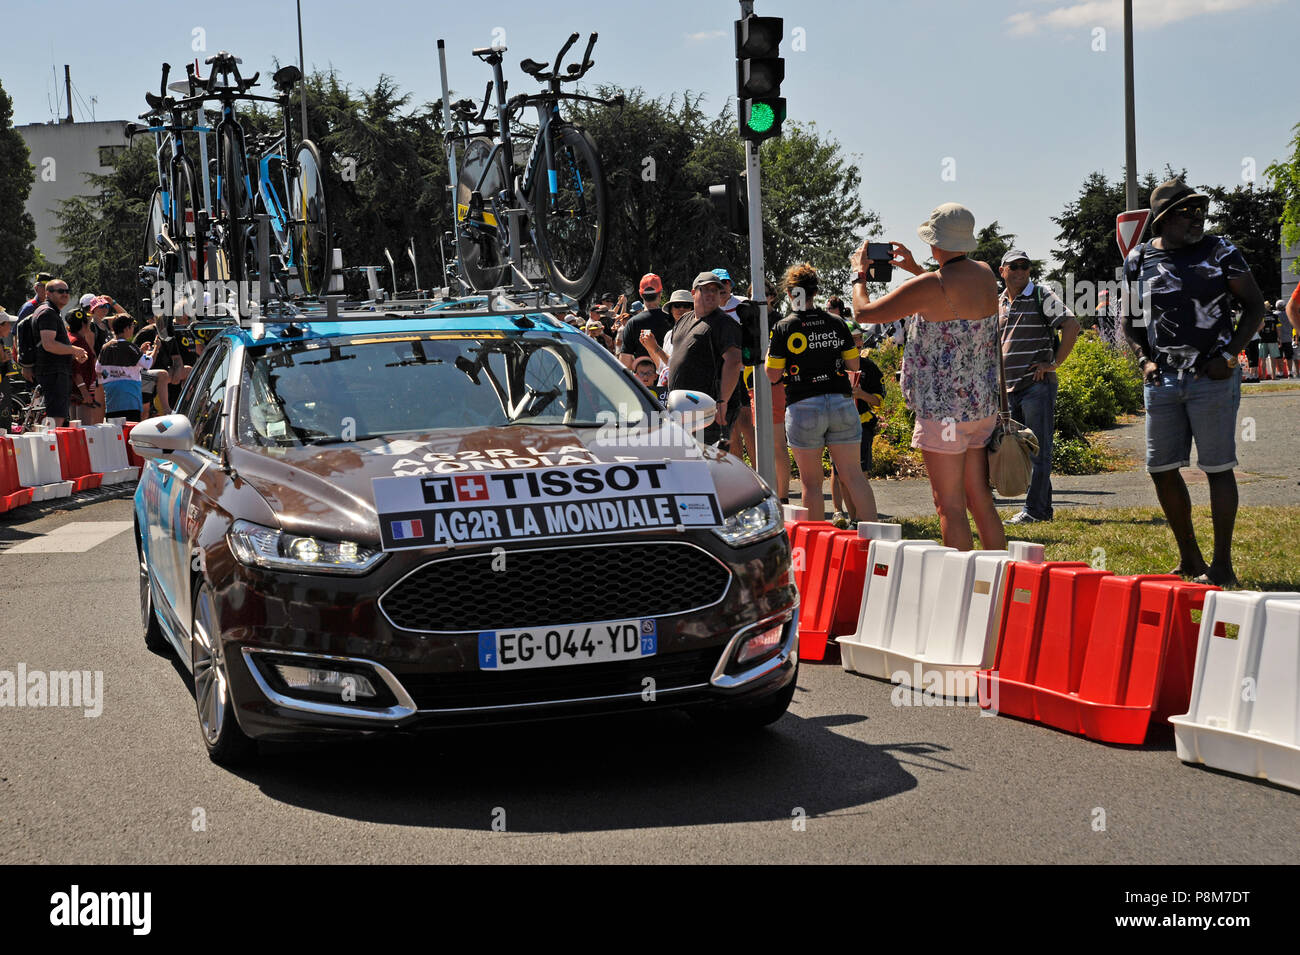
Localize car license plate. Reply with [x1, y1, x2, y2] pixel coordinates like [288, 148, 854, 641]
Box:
[478, 618, 657, 671]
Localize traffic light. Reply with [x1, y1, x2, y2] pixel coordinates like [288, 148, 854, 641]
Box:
[709, 175, 748, 235]
[735, 15, 785, 143]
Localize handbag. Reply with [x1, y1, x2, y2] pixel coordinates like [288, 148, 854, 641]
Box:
[987, 325, 1039, 498]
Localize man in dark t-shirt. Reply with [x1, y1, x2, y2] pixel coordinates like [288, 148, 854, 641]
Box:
[30, 280, 87, 426]
[1122, 178, 1267, 588]
[619, 273, 674, 368]
[666, 273, 743, 445]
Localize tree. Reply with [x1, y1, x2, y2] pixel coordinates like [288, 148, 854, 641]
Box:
[0, 79, 38, 308]
[1265, 124, 1300, 278]
[1202, 182, 1283, 300]
[1047, 168, 1166, 289]
[570, 93, 878, 299]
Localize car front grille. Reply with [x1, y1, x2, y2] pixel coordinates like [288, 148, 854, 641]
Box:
[379, 541, 733, 633]
[399, 648, 721, 711]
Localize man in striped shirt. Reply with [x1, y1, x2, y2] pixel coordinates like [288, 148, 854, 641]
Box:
[997, 249, 1080, 524]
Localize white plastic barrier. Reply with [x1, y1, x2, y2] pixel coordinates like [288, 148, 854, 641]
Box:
[840, 542, 1015, 699]
[9, 431, 72, 501]
[83, 423, 137, 485]
[1007, 541, 1045, 563]
[1171, 591, 1300, 790]
[782, 504, 809, 523]
[838, 539, 944, 677]
[923, 550, 1013, 681]
[857, 521, 902, 542]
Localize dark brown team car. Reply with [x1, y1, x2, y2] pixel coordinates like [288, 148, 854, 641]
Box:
[131, 302, 798, 764]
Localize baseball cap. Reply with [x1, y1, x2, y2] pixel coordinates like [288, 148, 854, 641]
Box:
[89, 295, 113, 312]
[711, 268, 732, 283]
[639, 272, 663, 294]
[629, 301, 645, 314]
[1000, 249, 1030, 266]
[79, 293, 96, 308]
[693, 271, 723, 290]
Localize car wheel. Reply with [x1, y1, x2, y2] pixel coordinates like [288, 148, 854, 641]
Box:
[691, 664, 799, 731]
[138, 532, 169, 655]
[191, 582, 257, 766]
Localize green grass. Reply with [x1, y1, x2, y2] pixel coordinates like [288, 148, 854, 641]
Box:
[893, 505, 1300, 592]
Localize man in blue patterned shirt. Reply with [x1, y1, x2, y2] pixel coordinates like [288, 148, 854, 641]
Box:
[1122, 179, 1267, 587]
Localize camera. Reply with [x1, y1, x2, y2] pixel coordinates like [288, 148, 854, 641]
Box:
[865, 242, 893, 283]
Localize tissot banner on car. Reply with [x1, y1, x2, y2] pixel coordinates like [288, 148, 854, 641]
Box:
[371, 459, 723, 550]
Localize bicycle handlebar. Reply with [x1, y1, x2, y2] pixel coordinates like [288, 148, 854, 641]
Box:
[553, 32, 580, 74]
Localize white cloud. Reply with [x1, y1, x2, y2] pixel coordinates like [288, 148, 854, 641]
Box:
[1007, 0, 1281, 36]
[685, 29, 727, 42]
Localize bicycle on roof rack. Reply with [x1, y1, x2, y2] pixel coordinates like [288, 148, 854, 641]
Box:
[128, 55, 330, 303]
[438, 32, 623, 301]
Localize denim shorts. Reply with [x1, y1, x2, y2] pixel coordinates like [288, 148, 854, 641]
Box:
[1144, 366, 1241, 473]
[785, 393, 861, 449]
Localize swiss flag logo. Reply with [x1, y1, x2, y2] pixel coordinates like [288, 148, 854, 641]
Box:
[454, 474, 491, 502]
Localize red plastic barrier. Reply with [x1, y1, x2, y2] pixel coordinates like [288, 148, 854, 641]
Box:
[979, 561, 1090, 699]
[799, 531, 873, 661]
[0, 436, 35, 512]
[52, 427, 103, 492]
[980, 568, 1219, 743]
[794, 526, 853, 661]
[788, 521, 833, 596]
[121, 421, 146, 469]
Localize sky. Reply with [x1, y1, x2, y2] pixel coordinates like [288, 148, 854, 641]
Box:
[3, 0, 1297, 276]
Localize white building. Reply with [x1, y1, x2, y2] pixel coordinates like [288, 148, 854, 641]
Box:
[17, 119, 130, 265]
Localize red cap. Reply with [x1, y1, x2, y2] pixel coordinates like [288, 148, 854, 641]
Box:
[639, 273, 663, 294]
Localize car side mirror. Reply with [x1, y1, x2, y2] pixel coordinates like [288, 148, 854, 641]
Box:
[666, 389, 716, 434]
[129, 414, 195, 457]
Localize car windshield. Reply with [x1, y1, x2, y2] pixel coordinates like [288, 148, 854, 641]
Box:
[236, 328, 654, 446]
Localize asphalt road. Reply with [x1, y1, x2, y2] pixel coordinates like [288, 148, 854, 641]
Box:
[2, 495, 1297, 864]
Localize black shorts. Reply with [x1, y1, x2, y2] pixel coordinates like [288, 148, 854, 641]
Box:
[35, 371, 71, 421]
[1247, 341, 1260, 363]
[1279, 341, 1294, 360]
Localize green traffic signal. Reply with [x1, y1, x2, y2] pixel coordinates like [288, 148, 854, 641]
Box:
[747, 102, 775, 133]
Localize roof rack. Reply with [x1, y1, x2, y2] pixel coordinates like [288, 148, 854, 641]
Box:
[177, 285, 580, 340]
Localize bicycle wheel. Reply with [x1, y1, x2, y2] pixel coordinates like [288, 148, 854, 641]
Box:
[219, 128, 255, 287]
[532, 125, 607, 301]
[455, 137, 510, 291]
[290, 140, 330, 296]
[170, 158, 203, 283]
[142, 187, 166, 270]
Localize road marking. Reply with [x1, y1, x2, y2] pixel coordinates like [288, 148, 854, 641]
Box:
[5, 521, 134, 554]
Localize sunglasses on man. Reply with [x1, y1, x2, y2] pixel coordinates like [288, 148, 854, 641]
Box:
[1006, 261, 1031, 272]
[1171, 203, 1206, 220]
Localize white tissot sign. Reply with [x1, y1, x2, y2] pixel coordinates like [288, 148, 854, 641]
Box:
[371, 460, 723, 550]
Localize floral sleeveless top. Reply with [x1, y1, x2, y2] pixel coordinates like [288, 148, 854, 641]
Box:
[901, 275, 1000, 422]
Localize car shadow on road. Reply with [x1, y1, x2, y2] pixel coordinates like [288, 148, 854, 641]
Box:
[226, 705, 933, 832]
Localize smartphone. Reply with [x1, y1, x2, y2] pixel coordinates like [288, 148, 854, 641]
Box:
[866, 242, 893, 260]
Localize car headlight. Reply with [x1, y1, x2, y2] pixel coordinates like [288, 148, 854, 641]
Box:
[711, 496, 783, 547]
[227, 520, 384, 575]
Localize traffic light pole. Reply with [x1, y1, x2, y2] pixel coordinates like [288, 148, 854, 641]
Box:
[745, 140, 776, 488]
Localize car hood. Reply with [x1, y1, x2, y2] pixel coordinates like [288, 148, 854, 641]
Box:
[227, 423, 769, 545]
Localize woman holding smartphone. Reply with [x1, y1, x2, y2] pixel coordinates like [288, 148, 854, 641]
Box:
[849, 203, 1005, 552]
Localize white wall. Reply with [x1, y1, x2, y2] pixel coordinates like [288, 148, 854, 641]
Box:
[17, 120, 130, 265]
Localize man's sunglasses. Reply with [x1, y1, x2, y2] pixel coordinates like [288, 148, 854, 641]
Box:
[48, 287, 70, 294]
[1171, 204, 1206, 220]
[1006, 261, 1031, 271]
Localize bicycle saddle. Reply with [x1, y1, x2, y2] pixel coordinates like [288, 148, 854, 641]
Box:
[520, 58, 549, 76]
[144, 92, 164, 110]
[205, 51, 242, 67]
[273, 65, 301, 92]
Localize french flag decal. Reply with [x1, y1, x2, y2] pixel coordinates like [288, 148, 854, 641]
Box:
[391, 519, 424, 541]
